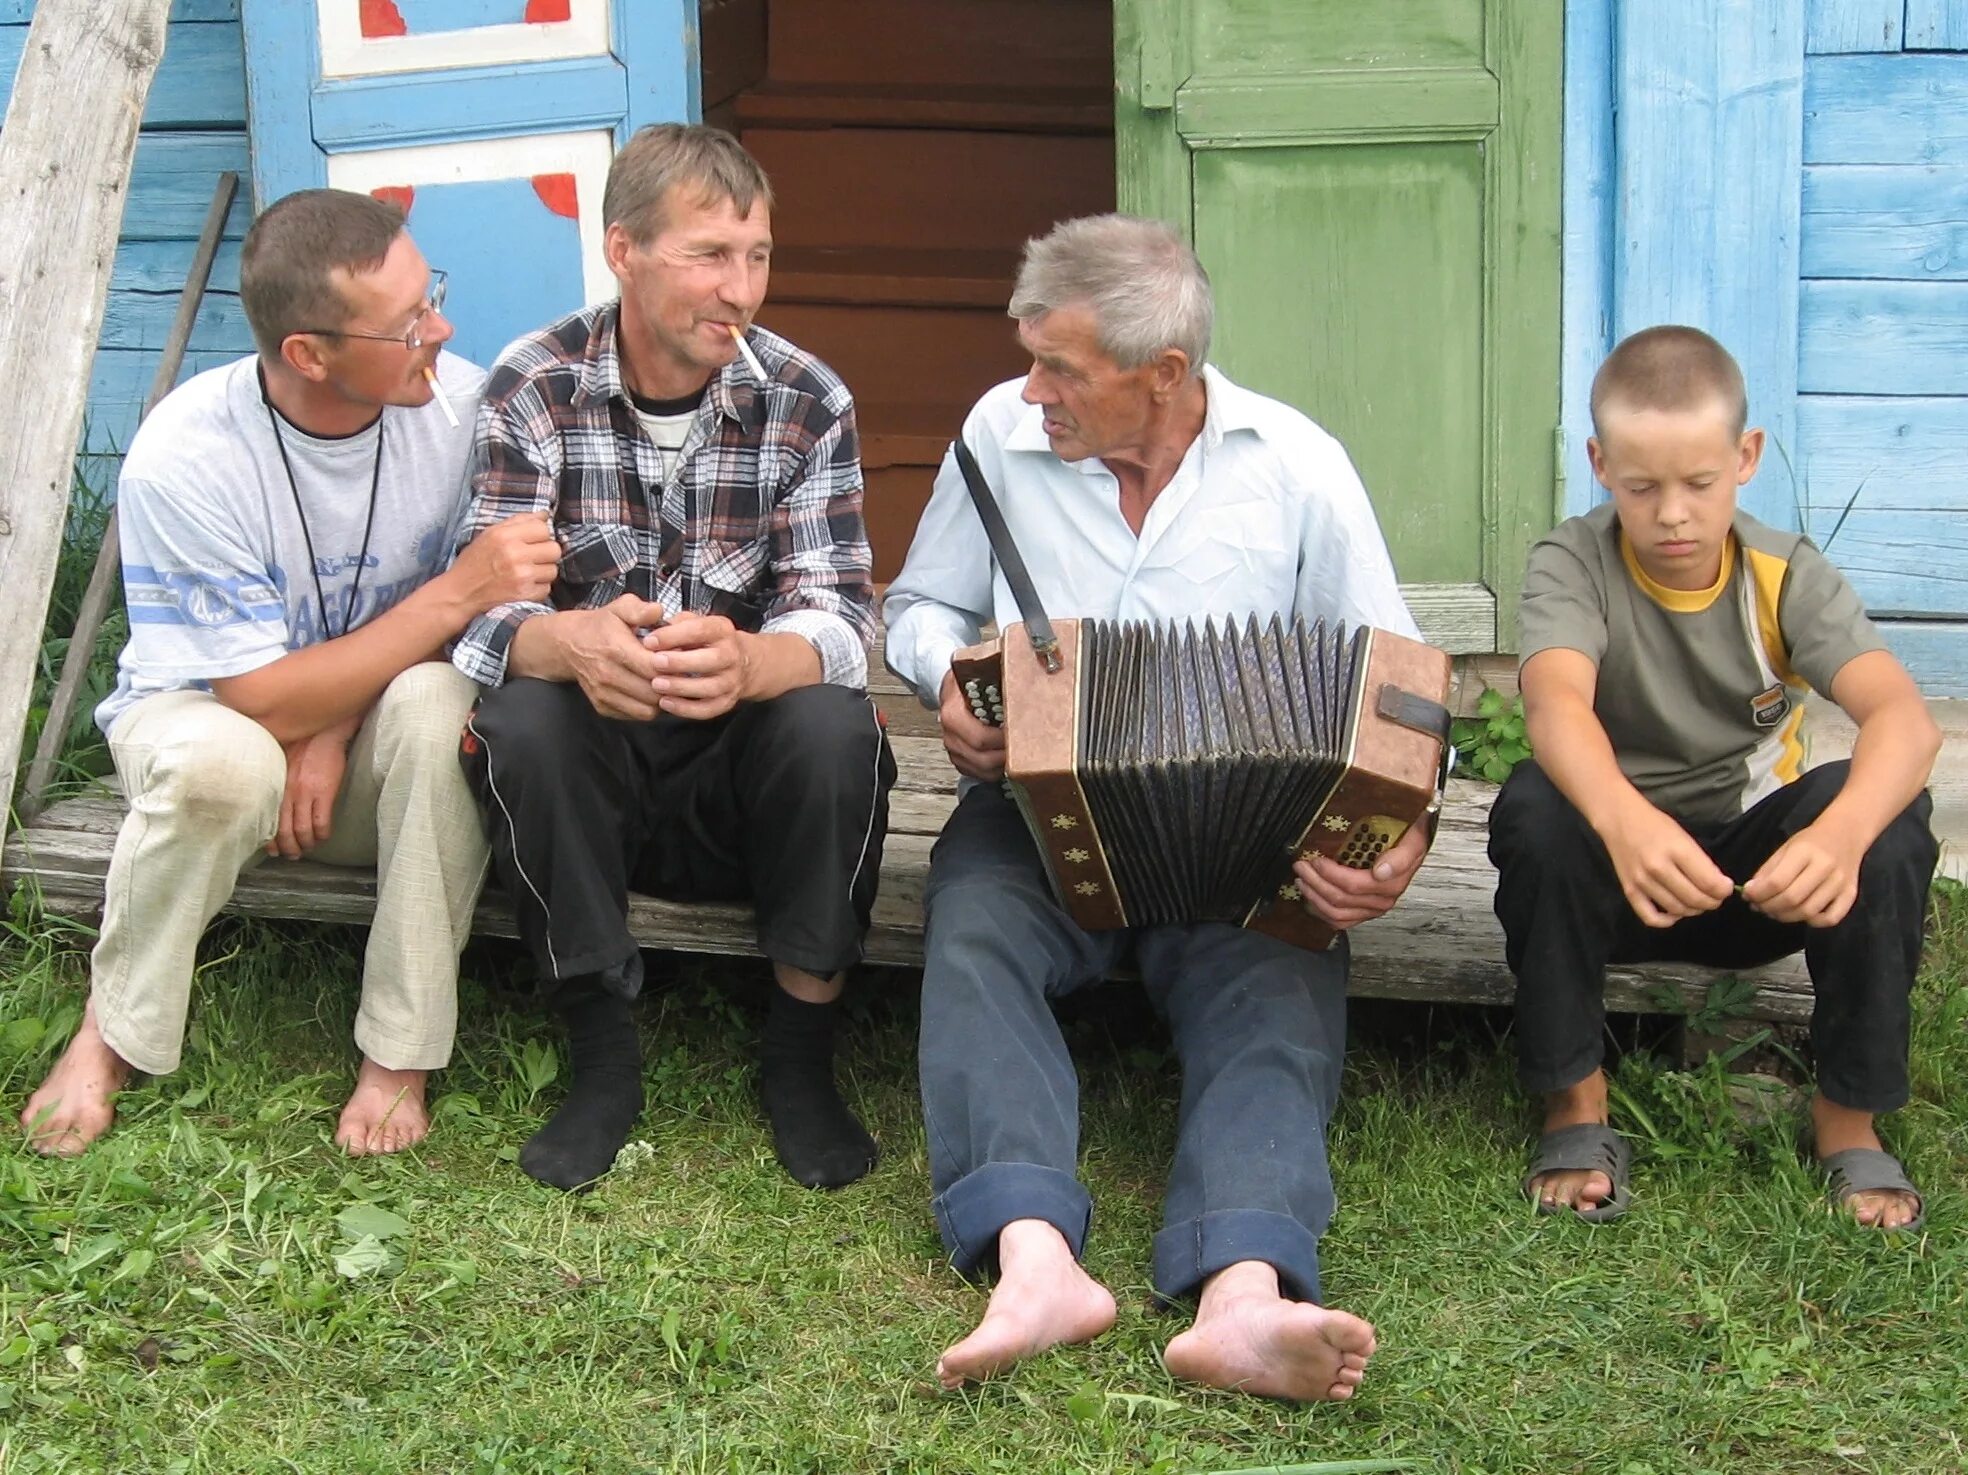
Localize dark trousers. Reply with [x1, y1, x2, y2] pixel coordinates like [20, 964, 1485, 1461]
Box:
[1488, 759, 1936, 1111]
[919, 784, 1349, 1304]
[460, 679, 895, 996]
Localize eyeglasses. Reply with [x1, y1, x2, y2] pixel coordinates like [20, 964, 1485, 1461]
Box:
[300, 269, 448, 350]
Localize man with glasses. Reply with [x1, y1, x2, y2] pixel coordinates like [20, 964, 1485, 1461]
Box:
[20, 188, 561, 1158]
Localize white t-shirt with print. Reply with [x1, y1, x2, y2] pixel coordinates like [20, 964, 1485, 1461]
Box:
[96, 351, 485, 735]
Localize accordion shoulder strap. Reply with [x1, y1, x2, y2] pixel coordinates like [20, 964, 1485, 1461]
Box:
[951, 438, 1061, 672]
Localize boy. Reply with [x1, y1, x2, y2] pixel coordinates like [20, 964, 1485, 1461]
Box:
[1489, 325, 1939, 1229]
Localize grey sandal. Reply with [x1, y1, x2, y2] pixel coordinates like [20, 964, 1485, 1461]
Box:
[1820, 1147, 1926, 1232]
[1524, 1123, 1632, 1222]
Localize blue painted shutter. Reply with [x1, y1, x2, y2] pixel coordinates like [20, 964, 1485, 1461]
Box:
[240, 0, 694, 366]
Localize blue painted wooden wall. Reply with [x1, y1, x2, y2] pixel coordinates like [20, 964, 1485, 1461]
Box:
[0, 0, 253, 485]
[1799, 2, 1968, 675]
[1563, 0, 1968, 694]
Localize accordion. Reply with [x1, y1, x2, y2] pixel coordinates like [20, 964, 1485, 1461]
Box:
[951, 614, 1453, 951]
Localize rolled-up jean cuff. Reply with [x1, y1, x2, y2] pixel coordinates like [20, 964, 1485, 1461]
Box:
[95, 1004, 180, 1078]
[932, 1161, 1093, 1279]
[1152, 1210, 1323, 1305]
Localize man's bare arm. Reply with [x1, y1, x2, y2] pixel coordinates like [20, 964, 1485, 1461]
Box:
[212, 511, 559, 744]
[1521, 647, 1733, 926]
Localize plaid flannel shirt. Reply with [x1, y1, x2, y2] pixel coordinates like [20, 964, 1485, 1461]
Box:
[450, 303, 875, 688]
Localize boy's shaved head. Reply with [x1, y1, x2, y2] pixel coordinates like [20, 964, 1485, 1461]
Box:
[1590, 325, 1747, 439]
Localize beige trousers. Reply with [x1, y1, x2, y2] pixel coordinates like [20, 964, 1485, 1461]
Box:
[91, 662, 489, 1075]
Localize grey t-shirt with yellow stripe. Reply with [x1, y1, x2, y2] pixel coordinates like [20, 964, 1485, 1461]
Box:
[1518, 503, 1884, 826]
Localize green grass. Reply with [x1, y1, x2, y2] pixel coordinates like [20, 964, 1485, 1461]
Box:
[0, 885, 1963, 1475]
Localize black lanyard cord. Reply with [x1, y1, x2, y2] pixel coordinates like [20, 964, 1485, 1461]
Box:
[265, 401, 384, 640]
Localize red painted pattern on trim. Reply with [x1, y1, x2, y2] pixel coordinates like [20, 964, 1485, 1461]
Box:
[359, 0, 408, 38]
[370, 185, 416, 216]
[526, 0, 574, 21]
[532, 173, 579, 219]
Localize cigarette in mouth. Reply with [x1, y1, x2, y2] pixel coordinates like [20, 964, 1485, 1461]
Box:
[728, 324, 769, 386]
[424, 366, 459, 428]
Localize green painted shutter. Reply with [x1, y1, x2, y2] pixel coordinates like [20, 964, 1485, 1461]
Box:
[1116, 0, 1561, 650]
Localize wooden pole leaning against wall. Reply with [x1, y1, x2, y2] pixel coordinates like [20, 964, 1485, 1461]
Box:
[17, 171, 240, 825]
[0, 0, 178, 845]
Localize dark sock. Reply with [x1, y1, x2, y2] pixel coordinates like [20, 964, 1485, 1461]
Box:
[520, 978, 644, 1192]
[760, 988, 877, 1189]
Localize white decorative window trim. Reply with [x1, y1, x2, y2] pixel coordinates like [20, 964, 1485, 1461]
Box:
[320, 2, 612, 79]
[326, 131, 616, 307]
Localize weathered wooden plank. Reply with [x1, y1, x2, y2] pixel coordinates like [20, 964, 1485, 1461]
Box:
[1615, 0, 1805, 531]
[1798, 279, 1968, 395]
[98, 287, 250, 354]
[1484, 0, 1565, 650]
[1878, 622, 1968, 698]
[238, 0, 325, 202]
[1904, 0, 1968, 50]
[1801, 164, 1968, 279]
[21, 172, 238, 825]
[122, 133, 254, 240]
[0, 19, 242, 129]
[0, 784, 1816, 1023]
[1799, 395, 1968, 513]
[0, 0, 174, 842]
[613, 0, 696, 135]
[1560, 0, 1616, 519]
[1798, 395, 1968, 618]
[1788, 521, 1968, 616]
[311, 59, 629, 152]
[0, 1, 236, 18]
[1804, 0, 1904, 52]
[1189, 0, 1484, 73]
[1805, 54, 1968, 165]
[1175, 69, 1498, 142]
[111, 236, 243, 294]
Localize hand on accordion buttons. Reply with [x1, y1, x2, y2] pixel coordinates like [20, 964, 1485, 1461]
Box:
[1293, 822, 1429, 930]
[938, 670, 1007, 782]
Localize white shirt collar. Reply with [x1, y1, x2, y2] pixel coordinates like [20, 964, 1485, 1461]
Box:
[1000, 362, 1260, 468]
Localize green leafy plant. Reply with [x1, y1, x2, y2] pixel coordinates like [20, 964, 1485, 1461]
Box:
[1451, 687, 1531, 783]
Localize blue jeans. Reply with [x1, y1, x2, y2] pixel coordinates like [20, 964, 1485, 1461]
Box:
[918, 785, 1350, 1303]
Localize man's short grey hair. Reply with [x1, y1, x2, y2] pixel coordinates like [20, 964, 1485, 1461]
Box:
[1008, 214, 1213, 372]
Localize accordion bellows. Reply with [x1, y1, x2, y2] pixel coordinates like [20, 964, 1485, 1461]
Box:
[952, 615, 1453, 951]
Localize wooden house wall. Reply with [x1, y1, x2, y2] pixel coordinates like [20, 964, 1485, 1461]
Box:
[1799, 2, 1968, 672]
[1561, 0, 1968, 694]
[0, 0, 253, 487]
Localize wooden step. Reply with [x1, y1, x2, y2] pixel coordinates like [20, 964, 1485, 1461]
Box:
[770, 246, 1019, 310]
[765, 0, 1111, 93]
[745, 125, 1114, 254]
[2, 775, 1813, 1022]
[737, 81, 1112, 136]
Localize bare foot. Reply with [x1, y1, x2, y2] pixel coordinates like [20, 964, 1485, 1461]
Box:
[1813, 1094, 1921, 1230]
[1529, 1070, 1613, 1214]
[19, 999, 131, 1156]
[335, 1059, 430, 1156]
[936, 1218, 1117, 1389]
[1163, 1260, 1377, 1402]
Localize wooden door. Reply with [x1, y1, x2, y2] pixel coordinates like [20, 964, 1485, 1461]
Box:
[240, 0, 692, 368]
[1116, 0, 1562, 650]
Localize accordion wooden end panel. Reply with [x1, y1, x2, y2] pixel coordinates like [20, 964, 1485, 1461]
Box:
[953, 617, 1452, 952]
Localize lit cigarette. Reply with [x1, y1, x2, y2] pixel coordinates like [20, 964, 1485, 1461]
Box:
[728, 324, 769, 386]
[424, 366, 459, 428]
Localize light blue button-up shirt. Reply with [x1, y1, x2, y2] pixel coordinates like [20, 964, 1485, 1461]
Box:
[882, 364, 1420, 707]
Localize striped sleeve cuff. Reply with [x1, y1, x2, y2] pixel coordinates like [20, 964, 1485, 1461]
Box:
[763, 608, 868, 690]
[450, 600, 554, 687]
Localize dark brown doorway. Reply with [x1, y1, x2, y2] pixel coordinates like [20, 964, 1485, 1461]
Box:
[701, 0, 1116, 580]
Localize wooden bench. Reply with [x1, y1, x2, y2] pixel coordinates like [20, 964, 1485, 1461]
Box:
[0, 642, 1812, 1029]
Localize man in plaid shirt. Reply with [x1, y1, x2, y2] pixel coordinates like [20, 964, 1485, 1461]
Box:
[453, 125, 895, 1193]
